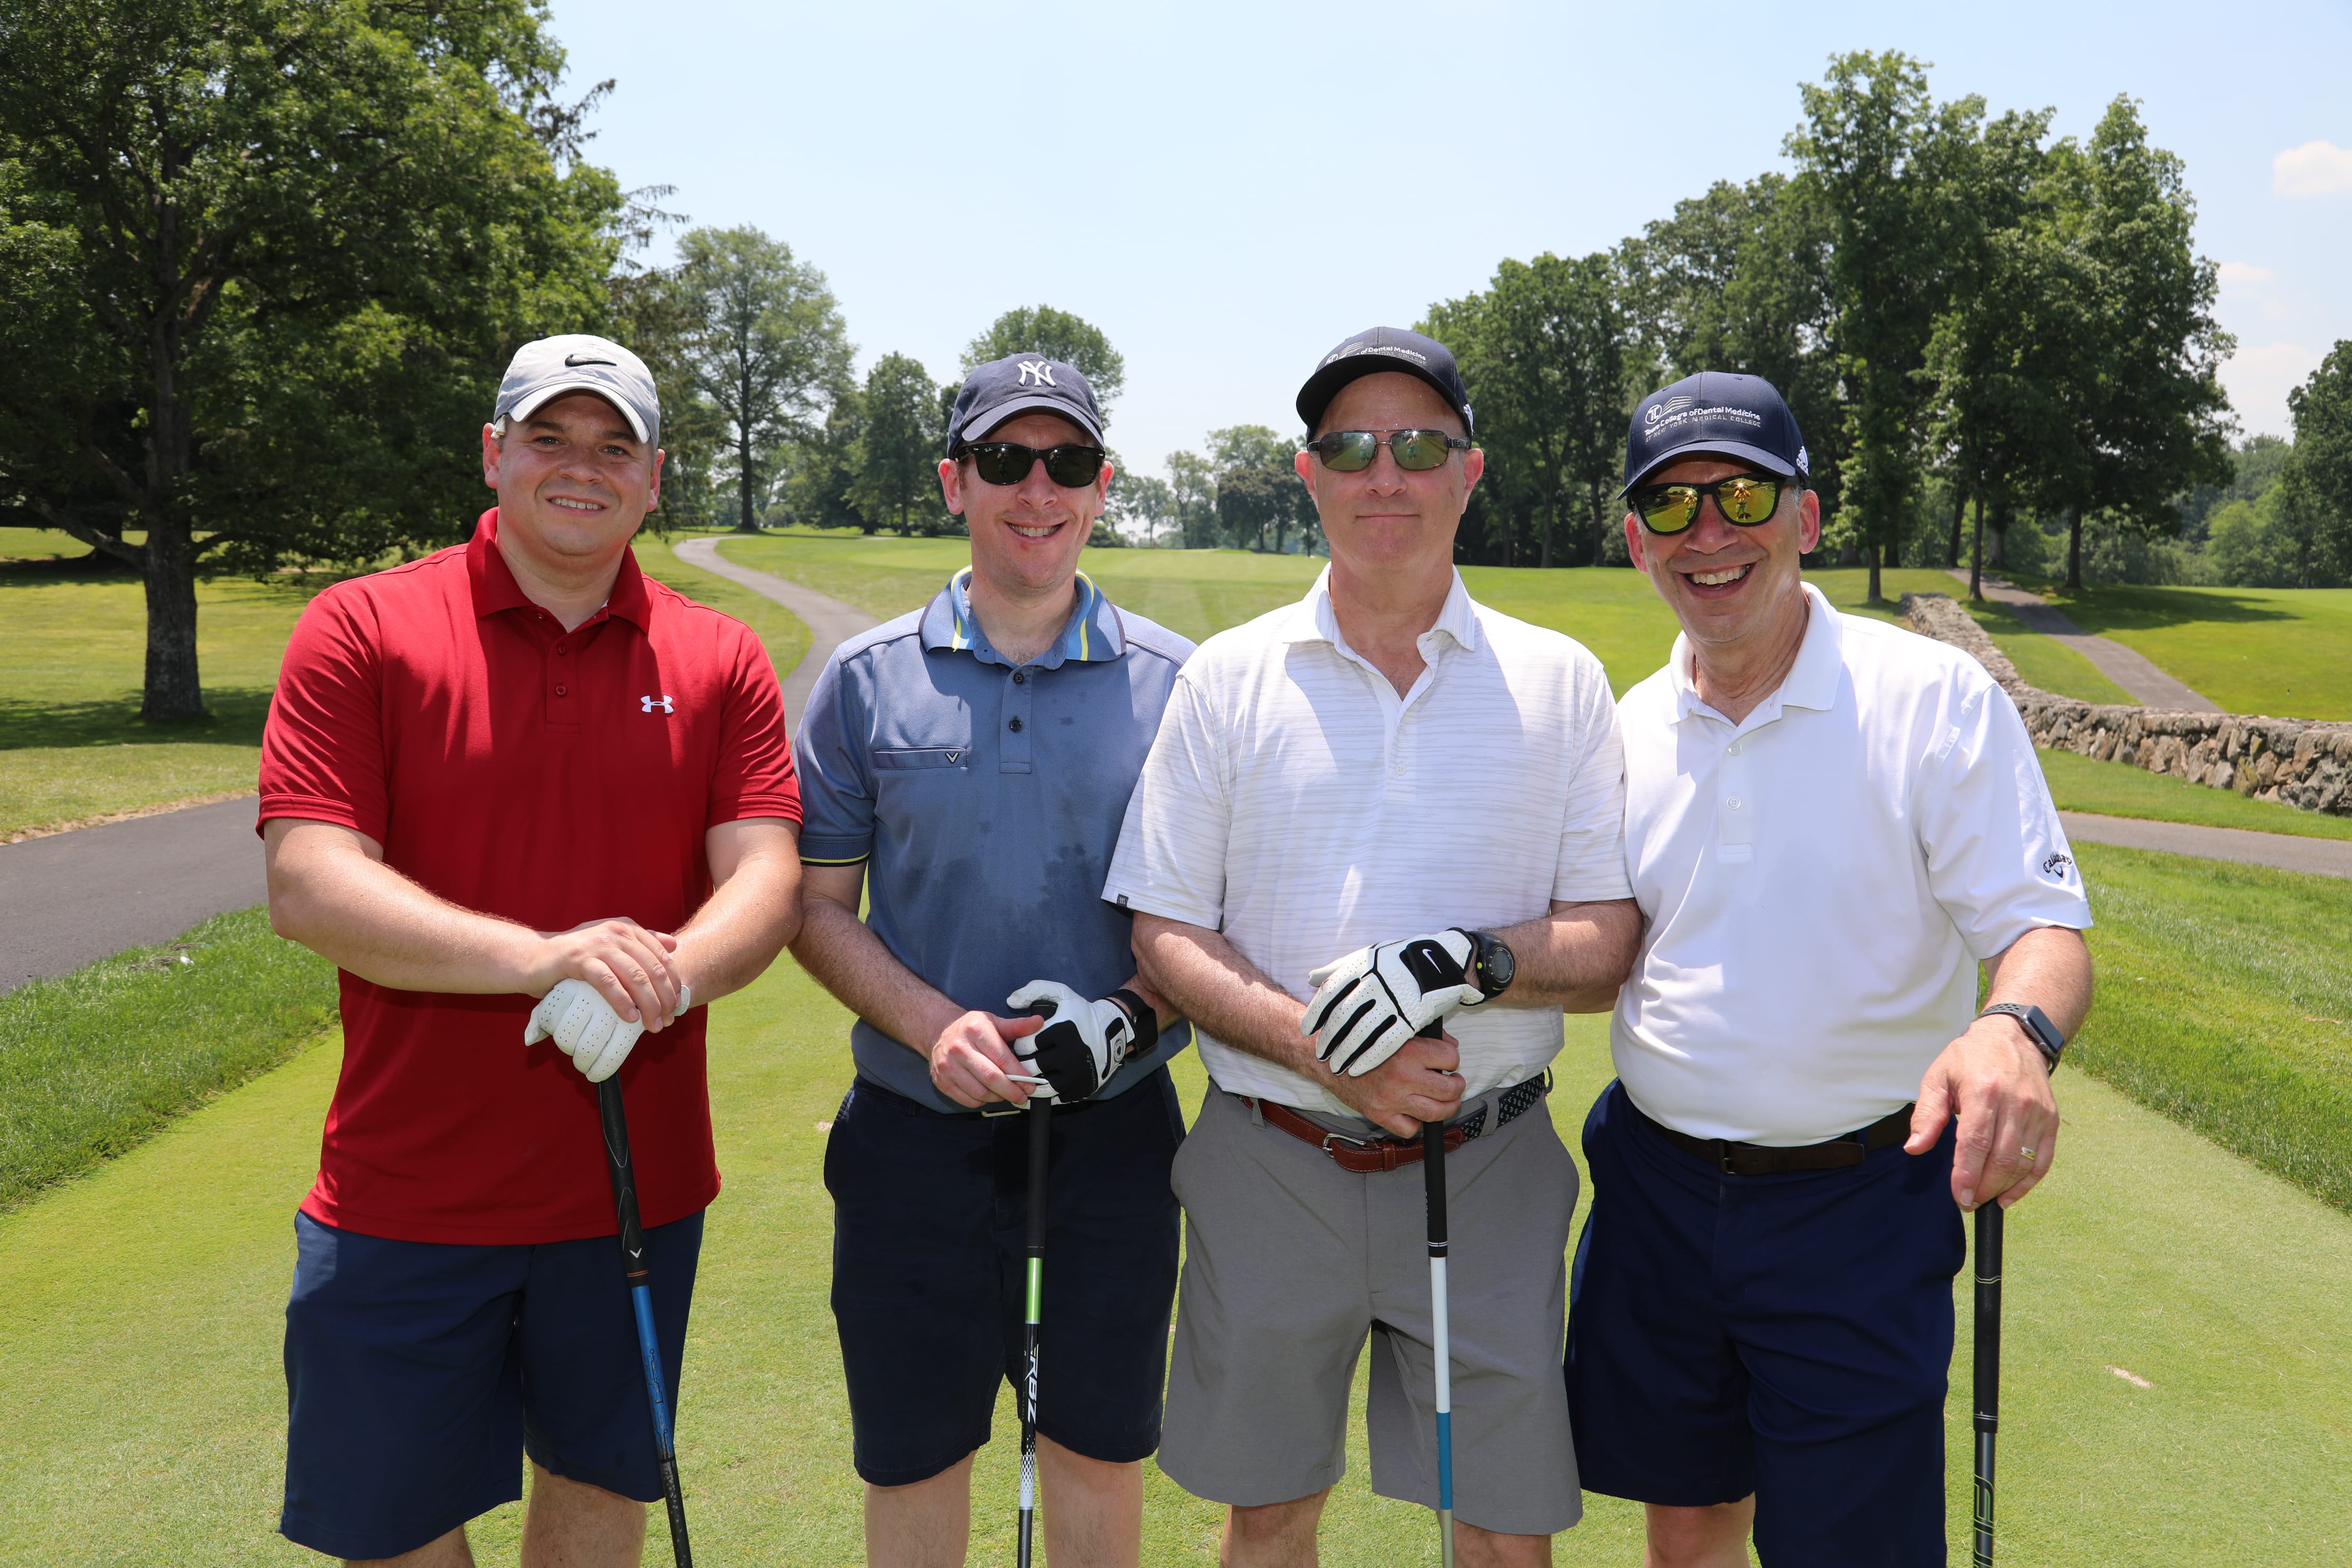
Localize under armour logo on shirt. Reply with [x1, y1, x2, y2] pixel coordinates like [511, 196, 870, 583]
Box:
[1018, 361, 1055, 386]
[642, 695, 674, 714]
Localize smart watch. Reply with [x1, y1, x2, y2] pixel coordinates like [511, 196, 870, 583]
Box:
[1978, 1002, 2064, 1073]
[1466, 929, 1516, 1002]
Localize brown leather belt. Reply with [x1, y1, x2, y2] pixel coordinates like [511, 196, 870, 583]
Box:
[1240, 1074, 1551, 1174]
[1630, 1098, 1916, 1176]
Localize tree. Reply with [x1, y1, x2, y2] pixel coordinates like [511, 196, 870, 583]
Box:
[671, 226, 852, 534]
[2286, 340, 2352, 579]
[0, 0, 626, 719]
[784, 390, 867, 533]
[1166, 450, 1220, 548]
[1788, 52, 1979, 600]
[852, 352, 944, 536]
[1206, 426, 1307, 553]
[2031, 99, 2233, 590]
[1107, 472, 1177, 545]
[962, 306, 1125, 412]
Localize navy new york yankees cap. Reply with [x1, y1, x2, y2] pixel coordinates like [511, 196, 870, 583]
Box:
[1295, 326, 1474, 437]
[945, 354, 1105, 455]
[1620, 371, 1808, 496]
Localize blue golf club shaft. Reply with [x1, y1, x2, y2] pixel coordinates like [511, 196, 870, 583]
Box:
[597, 1076, 693, 1567]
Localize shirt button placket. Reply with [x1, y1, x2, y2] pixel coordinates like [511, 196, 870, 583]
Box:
[1003, 665, 1034, 773]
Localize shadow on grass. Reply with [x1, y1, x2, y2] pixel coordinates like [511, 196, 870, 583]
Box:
[1996, 573, 2300, 630]
[0, 690, 275, 751]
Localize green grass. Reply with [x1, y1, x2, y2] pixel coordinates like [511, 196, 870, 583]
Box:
[1998, 576, 2352, 720]
[0, 532, 806, 841]
[2069, 844, 2352, 1209]
[2039, 748, 2352, 840]
[6, 928, 2351, 1564]
[0, 906, 338, 1212]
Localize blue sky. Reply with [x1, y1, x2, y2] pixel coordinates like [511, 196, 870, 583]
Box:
[553, 0, 2352, 476]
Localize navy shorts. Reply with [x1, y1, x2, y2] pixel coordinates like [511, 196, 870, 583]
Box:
[1565, 1082, 1964, 1566]
[280, 1208, 702, 1561]
[825, 1069, 1184, 1486]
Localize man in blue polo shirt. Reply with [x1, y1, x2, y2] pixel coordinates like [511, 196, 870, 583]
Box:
[789, 354, 1193, 1568]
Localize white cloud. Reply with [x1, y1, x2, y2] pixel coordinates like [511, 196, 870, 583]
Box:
[2273, 140, 2352, 198]
[2220, 341, 2320, 437]
[2217, 260, 2273, 286]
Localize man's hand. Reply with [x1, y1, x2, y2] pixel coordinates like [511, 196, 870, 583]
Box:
[526, 916, 684, 1030]
[1005, 981, 1147, 1103]
[1302, 930, 1483, 1076]
[1907, 1015, 2059, 1210]
[1320, 1029, 1466, 1139]
[527, 978, 695, 1083]
[928, 1010, 1048, 1109]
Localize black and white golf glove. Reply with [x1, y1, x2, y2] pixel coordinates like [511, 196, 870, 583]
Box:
[1005, 980, 1158, 1102]
[526, 977, 693, 1083]
[1301, 930, 1483, 1077]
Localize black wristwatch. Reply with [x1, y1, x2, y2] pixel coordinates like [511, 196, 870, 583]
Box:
[1978, 1002, 2064, 1073]
[1464, 929, 1516, 1002]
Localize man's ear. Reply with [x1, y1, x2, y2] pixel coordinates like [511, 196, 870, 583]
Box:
[1624, 513, 1648, 572]
[1797, 489, 1822, 554]
[647, 448, 665, 511]
[937, 456, 963, 516]
[482, 424, 503, 490]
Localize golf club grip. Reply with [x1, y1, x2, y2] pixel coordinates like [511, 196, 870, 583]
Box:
[1972, 1202, 2004, 1566]
[596, 1079, 694, 1567]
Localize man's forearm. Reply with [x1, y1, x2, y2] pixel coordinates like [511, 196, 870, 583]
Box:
[268, 831, 545, 994]
[789, 893, 963, 1059]
[1132, 914, 1315, 1074]
[1489, 897, 1642, 1014]
[1982, 925, 2094, 1040]
[670, 830, 801, 1008]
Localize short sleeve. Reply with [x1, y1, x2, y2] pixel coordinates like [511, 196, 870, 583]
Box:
[1100, 670, 1231, 927]
[1554, 671, 1635, 905]
[258, 587, 389, 841]
[793, 648, 876, 865]
[704, 623, 801, 828]
[1917, 677, 2094, 959]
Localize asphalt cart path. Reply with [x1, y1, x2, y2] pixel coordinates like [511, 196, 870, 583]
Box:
[2059, 810, 2352, 879]
[1947, 568, 2218, 712]
[672, 537, 880, 727]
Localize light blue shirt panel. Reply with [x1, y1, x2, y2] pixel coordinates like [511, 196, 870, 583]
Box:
[795, 577, 1195, 1114]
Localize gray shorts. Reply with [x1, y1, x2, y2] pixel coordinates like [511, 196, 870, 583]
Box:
[1161, 1083, 1582, 1536]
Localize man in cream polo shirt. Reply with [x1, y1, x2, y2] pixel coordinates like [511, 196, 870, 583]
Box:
[1567, 371, 2094, 1568]
[1108, 327, 1640, 1567]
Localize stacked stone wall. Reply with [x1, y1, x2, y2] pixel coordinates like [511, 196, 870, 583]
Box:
[1898, 592, 2352, 818]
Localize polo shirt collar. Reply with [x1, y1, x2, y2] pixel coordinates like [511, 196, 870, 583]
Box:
[1669, 580, 1843, 723]
[1278, 565, 1482, 656]
[919, 566, 1126, 668]
[465, 508, 653, 631]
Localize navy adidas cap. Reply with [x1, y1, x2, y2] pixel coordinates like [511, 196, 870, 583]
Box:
[945, 354, 1104, 455]
[1296, 326, 1474, 437]
[1620, 371, 1808, 496]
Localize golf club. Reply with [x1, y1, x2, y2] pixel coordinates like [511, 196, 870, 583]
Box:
[1972, 1201, 2004, 1567]
[596, 1076, 694, 1567]
[1416, 1017, 1457, 1568]
[1016, 1004, 1057, 1568]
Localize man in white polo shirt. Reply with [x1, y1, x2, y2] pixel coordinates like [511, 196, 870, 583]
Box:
[1107, 327, 1641, 1567]
[1567, 371, 2094, 1568]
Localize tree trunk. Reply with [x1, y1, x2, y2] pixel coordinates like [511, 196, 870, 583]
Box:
[1946, 483, 1966, 569]
[140, 524, 204, 721]
[2065, 503, 2085, 592]
[1538, 492, 1554, 570]
[735, 424, 758, 533]
[1968, 493, 1985, 601]
[139, 199, 205, 723]
[1867, 527, 1884, 603]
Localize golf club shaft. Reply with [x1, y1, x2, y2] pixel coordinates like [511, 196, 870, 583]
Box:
[1418, 1019, 1456, 1568]
[1018, 1093, 1051, 1568]
[597, 1077, 693, 1568]
[1972, 1202, 2004, 1568]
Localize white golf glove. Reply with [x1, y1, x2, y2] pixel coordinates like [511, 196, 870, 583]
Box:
[1004, 980, 1154, 1103]
[524, 978, 692, 1084]
[1301, 930, 1483, 1077]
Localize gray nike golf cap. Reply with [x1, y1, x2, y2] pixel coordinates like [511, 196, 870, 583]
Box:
[495, 334, 662, 449]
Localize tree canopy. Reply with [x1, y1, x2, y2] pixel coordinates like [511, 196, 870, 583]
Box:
[962, 306, 1126, 412]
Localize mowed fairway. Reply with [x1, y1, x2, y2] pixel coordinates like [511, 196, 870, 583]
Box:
[4, 938, 2350, 1566]
[2012, 577, 2352, 721]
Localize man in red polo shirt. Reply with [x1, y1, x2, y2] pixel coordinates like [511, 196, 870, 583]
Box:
[258, 334, 803, 1567]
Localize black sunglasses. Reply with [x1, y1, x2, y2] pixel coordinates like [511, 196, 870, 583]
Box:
[1630, 472, 1788, 534]
[1305, 429, 1472, 473]
[958, 442, 1106, 489]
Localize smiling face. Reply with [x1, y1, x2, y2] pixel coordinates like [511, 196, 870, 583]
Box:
[1623, 453, 1820, 654]
[1293, 371, 1483, 592]
[481, 390, 663, 570]
[937, 410, 1110, 602]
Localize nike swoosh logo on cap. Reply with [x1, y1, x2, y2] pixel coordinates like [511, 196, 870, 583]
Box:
[564, 354, 615, 368]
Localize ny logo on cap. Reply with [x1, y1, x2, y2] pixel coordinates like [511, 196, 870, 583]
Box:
[641, 695, 674, 714]
[1018, 361, 1056, 387]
